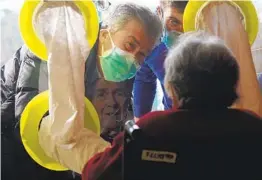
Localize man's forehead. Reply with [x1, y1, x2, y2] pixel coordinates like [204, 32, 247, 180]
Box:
[121, 20, 145, 38]
[164, 6, 183, 19]
[121, 20, 154, 54]
[96, 79, 125, 88]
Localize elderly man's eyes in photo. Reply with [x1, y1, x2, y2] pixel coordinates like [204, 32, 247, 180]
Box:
[94, 88, 127, 100]
[95, 90, 107, 100]
[114, 89, 126, 97]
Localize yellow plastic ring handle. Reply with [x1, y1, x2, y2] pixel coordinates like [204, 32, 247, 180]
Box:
[183, 0, 259, 45]
[20, 90, 100, 171]
[19, 0, 99, 61]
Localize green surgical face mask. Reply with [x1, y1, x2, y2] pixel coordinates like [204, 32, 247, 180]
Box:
[163, 29, 182, 49]
[99, 32, 139, 82]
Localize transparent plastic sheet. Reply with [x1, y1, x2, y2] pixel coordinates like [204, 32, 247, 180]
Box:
[196, 1, 262, 116]
[252, 0, 262, 74]
[36, 1, 110, 173]
[152, 80, 164, 111]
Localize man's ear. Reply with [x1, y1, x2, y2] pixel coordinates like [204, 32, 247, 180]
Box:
[165, 82, 179, 108]
[99, 29, 109, 44]
[170, 86, 179, 108]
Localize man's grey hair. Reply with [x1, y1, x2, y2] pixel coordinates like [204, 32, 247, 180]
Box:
[164, 31, 239, 107]
[102, 3, 162, 45]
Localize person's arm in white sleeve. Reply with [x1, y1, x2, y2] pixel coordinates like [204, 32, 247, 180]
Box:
[38, 116, 110, 174]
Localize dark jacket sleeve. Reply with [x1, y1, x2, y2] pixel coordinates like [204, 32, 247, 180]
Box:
[1, 47, 23, 133]
[1, 47, 23, 180]
[2, 45, 80, 180]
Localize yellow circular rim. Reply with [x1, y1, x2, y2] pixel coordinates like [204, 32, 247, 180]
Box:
[19, 0, 99, 60]
[20, 91, 100, 171]
[183, 0, 259, 45]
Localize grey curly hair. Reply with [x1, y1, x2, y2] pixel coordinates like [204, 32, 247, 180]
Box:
[164, 31, 239, 107]
[102, 3, 163, 46]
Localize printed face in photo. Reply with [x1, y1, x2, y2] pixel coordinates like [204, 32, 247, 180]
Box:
[91, 78, 131, 134]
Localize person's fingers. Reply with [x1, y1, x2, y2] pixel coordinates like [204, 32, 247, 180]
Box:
[134, 117, 140, 122]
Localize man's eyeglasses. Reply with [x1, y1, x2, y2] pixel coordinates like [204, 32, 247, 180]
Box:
[95, 0, 111, 11]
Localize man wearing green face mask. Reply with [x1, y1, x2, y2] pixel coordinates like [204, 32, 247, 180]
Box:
[93, 4, 161, 141]
[99, 30, 139, 82]
[1, 3, 162, 180]
[133, 1, 188, 121]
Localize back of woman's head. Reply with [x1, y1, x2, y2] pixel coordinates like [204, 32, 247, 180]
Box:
[164, 31, 239, 108]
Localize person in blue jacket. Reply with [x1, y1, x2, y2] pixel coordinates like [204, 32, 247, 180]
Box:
[133, 1, 262, 120]
[133, 0, 188, 120]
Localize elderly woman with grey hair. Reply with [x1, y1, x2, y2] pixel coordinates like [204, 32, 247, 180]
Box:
[164, 31, 239, 108]
[79, 31, 262, 180]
